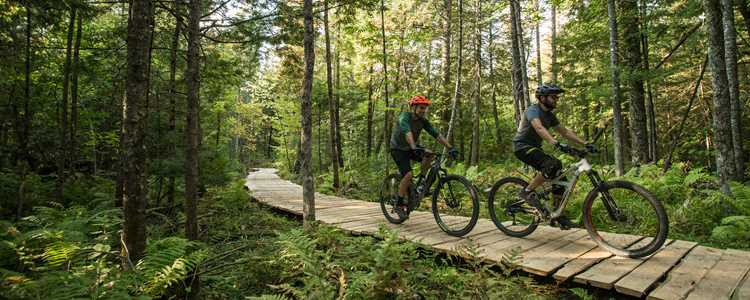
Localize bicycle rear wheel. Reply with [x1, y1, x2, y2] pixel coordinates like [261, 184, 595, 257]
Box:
[431, 175, 479, 236]
[487, 177, 539, 237]
[380, 173, 408, 224]
[582, 180, 668, 258]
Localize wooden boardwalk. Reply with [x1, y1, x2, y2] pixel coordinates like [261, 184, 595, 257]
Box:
[246, 168, 750, 299]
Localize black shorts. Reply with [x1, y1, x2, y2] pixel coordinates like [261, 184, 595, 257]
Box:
[390, 149, 423, 176]
[514, 147, 562, 179]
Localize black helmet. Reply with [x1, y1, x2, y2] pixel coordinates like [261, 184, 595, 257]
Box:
[535, 84, 565, 97]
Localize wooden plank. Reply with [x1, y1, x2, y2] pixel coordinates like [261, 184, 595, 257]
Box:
[316, 209, 383, 225]
[519, 230, 590, 275]
[417, 219, 497, 246]
[647, 246, 723, 300]
[482, 226, 577, 264]
[732, 270, 750, 300]
[552, 233, 643, 282]
[521, 233, 599, 277]
[615, 240, 697, 297]
[574, 238, 667, 289]
[684, 249, 750, 300]
[432, 227, 516, 257]
[345, 213, 434, 234]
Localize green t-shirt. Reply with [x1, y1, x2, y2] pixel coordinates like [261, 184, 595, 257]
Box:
[512, 104, 560, 152]
[389, 112, 440, 151]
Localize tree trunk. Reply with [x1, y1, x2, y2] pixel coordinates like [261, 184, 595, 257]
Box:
[302, 0, 316, 230]
[513, 0, 531, 107]
[664, 55, 708, 172]
[442, 0, 452, 133]
[366, 65, 374, 157]
[509, 0, 525, 124]
[446, 0, 463, 141]
[535, 0, 543, 84]
[334, 23, 344, 168]
[721, 0, 744, 180]
[607, 0, 626, 176]
[640, 0, 658, 162]
[551, 3, 557, 84]
[70, 13, 82, 170]
[380, 0, 390, 156]
[185, 0, 201, 247]
[621, 0, 649, 165]
[122, 0, 153, 265]
[705, 0, 737, 191]
[489, 19, 501, 145]
[470, 0, 481, 166]
[58, 7, 76, 201]
[324, 0, 340, 190]
[166, 0, 181, 212]
[22, 5, 31, 167]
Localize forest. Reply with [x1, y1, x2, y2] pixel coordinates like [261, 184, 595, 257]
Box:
[0, 0, 749, 298]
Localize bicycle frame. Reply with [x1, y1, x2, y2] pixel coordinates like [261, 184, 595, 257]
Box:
[409, 153, 450, 209]
[542, 157, 610, 219]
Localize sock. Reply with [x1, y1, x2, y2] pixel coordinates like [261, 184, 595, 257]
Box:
[524, 187, 532, 192]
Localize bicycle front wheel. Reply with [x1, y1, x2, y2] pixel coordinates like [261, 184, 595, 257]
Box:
[380, 173, 407, 224]
[431, 175, 479, 237]
[582, 180, 668, 258]
[487, 177, 539, 237]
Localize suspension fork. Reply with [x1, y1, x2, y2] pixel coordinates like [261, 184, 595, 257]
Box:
[587, 171, 623, 220]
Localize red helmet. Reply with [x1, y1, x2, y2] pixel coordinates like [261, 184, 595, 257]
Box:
[408, 95, 431, 106]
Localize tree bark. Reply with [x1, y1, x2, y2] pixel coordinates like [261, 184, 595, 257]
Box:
[513, 0, 530, 107]
[302, 0, 316, 230]
[551, 2, 557, 84]
[446, 0, 463, 141]
[621, 0, 649, 165]
[380, 0, 390, 156]
[366, 65, 374, 157]
[22, 5, 31, 167]
[70, 13, 83, 170]
[535, 0, 543, 84]
[470, 0, 481, 166]
[607, 0, 626, 176]
[509, 0, 525, 124]
[704, 0, 736, 192]
[721, 0, 744, 180]
[442, 0, 452, 133]
[185, 0, 201, 246]
[488, 19, 501, 145]
[166, 0, 182, 212]
[324, 0, 340, 190]
[122, 0, 153, 265]
[640, 0, 658, 162]
[334, 22, 344, 168]
[58, 7, 76, 201]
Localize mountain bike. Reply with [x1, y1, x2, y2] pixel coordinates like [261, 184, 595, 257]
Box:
[380, 151, 480, 237]
[487, 146, 668, 258]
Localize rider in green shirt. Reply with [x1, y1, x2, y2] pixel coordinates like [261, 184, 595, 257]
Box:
[390, 95, 458, 217]
[512, 84, 596, 229]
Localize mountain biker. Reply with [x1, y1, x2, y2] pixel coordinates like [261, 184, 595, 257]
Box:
[511, 84, 596, 229]
[390, 95, 458, 217]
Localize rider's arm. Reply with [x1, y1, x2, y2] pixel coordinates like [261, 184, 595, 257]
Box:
[405, 132, 418, 149]
[436, 135, 453, 149]
[424, 120, 452, 148]
[530, 118, 559, 145]
[554, 126, 586, 146]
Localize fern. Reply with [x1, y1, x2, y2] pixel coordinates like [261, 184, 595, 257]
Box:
[245, 294, 290, 300]
[136, 237, 208, 297]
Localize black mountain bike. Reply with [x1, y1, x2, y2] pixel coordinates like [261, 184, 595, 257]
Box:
[487, 146, 668, 258]
[380, 151, 480, 237]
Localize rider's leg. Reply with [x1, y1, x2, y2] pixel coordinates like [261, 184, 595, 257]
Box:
[526, 173, 546, 192]
[399, 171, 413, 199]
